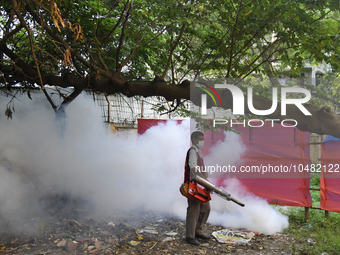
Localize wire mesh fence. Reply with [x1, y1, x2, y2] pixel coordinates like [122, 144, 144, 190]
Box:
[87, 91, 187, 128]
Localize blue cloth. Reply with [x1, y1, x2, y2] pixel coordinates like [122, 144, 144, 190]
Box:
[322, 135, 340, 143]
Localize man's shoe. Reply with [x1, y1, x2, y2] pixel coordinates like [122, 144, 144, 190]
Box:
[185, 237, 200, 246]
[195, 234, 211, 240]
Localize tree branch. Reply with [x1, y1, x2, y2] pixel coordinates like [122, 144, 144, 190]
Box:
[161, 23, 186, 79]
[1, 45, 88, 90]
[12, 0, 58, 111]
[97, 47, 109, 72]
[101, 0, 130, 46]
[120, 27, 166, 68]
[238, 38, 281, 78]
[226, 1, 242, 78]
[310, 10, 332, 25]
[311, 92, 340, 108]
[24, 1, 120, 83]
[116, 0, 133, 72]
[59, 87, 84, 108]
[0, 24, 24, 48]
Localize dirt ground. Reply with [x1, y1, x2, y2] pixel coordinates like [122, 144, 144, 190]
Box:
[0, 201, 310, 255]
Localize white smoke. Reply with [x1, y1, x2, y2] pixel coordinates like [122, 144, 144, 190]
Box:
[0, 92, 288, 234]
[203, 132, 289, 234]
[208, 178, 289, 234]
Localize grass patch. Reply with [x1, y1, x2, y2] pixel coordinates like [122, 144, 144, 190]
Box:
[280, 173, 340, 255]
[287, 208, 340, 255]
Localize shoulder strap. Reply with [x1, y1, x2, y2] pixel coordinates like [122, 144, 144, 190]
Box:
[184, 147, 204, 183]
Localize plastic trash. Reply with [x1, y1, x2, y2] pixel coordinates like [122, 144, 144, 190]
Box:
[212, 229, 255, 244]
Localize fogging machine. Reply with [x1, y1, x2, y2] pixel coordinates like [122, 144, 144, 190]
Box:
[191, 175, 245, 207]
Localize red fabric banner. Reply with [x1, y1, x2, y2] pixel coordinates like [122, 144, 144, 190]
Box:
[320, 141, 340, 212]
[137, 119, 312, 207]
[239, 124, 311, 206]
[137, 119, 183, 135]
[201, 125, 311, 207]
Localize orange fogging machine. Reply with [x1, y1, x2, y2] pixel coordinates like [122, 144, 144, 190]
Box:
[183, 181, 212, 204]
[190, 175, 245, 207]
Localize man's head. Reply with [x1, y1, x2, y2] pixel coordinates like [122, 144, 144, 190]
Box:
[191, 131, 204, 148]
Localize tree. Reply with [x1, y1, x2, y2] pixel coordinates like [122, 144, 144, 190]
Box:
[1, 0, 340, 137]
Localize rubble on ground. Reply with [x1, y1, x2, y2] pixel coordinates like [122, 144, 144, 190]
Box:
[0, 202, 305, 255]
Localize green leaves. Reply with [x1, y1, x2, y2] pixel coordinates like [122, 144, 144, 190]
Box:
[2, 0, 340, 105]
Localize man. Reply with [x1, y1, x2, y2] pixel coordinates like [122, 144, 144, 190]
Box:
[184, 131, 211, 246]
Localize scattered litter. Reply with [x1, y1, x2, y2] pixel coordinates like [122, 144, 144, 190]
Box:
[10, 238, 18, 244]
[88, 245, 95, 250]
[136, 229, 144, 240]
[107, 222, 115, 228]
[165, 232, 178, 236]
[129, 241, 140, 246]
[212, 229, 255, 244]
[139, 226, 158, 234]
[150, 241, 157, 249]
[162, 237, 175, 242]
[76, 234, 89, 243]
[95, 240, 104, 249]
[89, 248, 99, 253]
[307, 238, 316, 244]
[68, 219, 81, 227]
[65, 240, 76, 252]
[121, 222, 133, 229]
[56, 240, 66, 247]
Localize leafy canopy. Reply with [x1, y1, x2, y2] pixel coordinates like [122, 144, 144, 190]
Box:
[0, 0, 340, 112]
